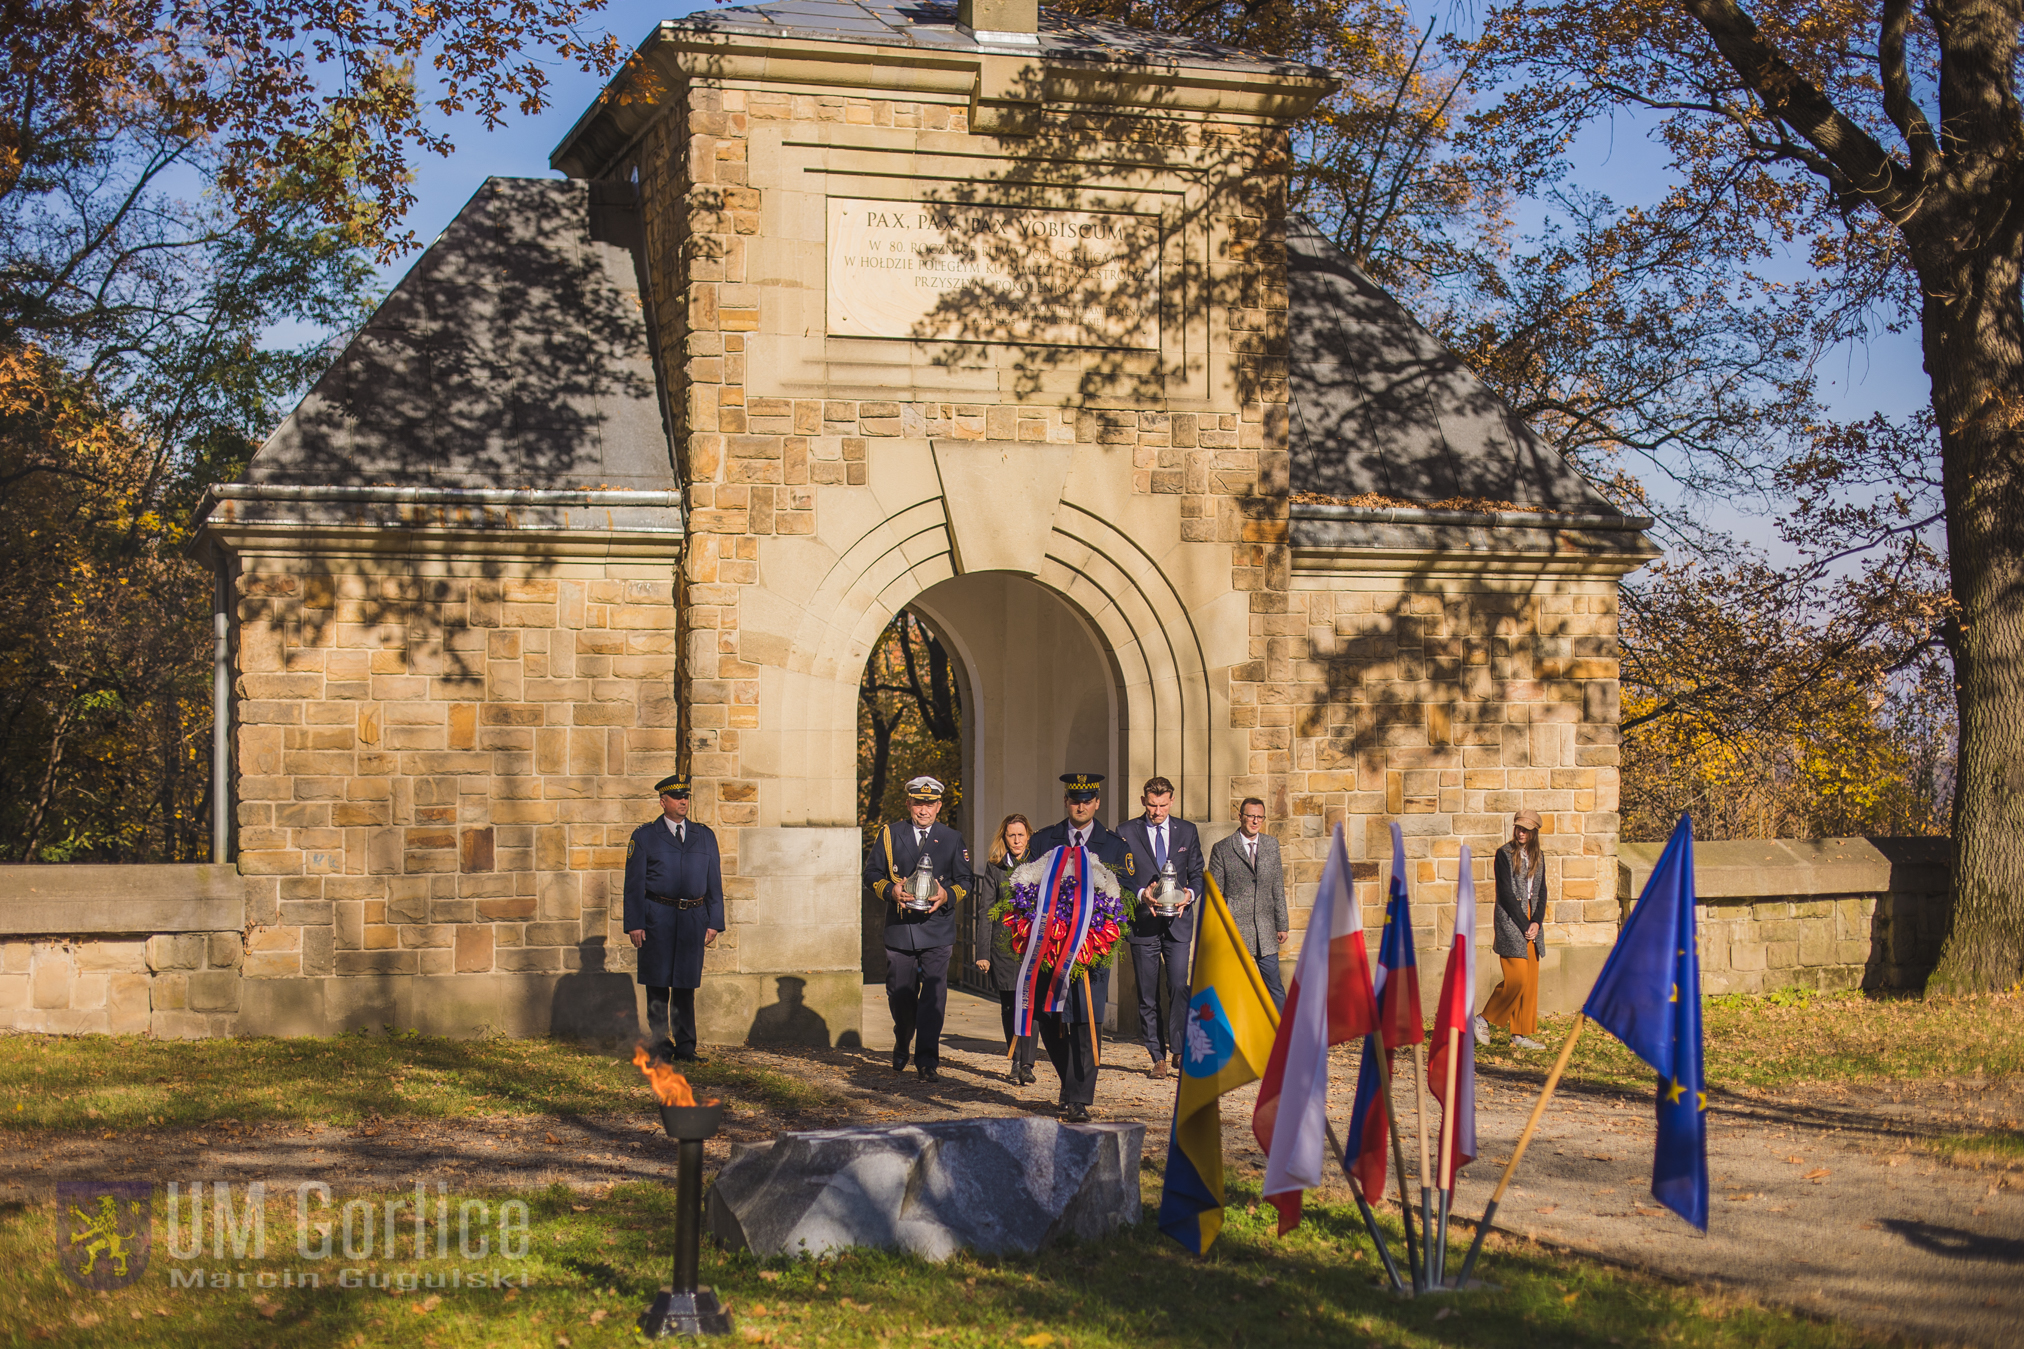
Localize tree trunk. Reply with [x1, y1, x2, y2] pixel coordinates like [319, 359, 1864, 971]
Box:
[20, 697, 75, 861]
[1922, 226, 2024, 993]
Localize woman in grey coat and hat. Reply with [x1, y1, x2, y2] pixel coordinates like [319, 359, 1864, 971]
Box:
[1478, 808, 1549, 1050]
[974, 813, 1037, 1084]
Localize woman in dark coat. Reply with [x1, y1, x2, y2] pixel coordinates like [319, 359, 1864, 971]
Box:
[1479, 807, 1549, 1050]
[974, 814, 1035, 1084]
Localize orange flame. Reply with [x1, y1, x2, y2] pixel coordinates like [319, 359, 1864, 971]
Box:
[632, 1044, 705, 1107]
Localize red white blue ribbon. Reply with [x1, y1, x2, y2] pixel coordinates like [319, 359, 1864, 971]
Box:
[1011, 845, 1097, 1037]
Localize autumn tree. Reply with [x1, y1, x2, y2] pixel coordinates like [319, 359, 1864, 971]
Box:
[2, 0, 622, 253]
[1455, 0, 2021, 988]
[1, 0, 623, 856]
[0, 131, 373, 858]
[857, 612, 965, 850]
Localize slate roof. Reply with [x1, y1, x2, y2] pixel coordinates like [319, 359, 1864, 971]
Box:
[648, 0, 1326, 74]
[244, 178, 671, 492]
[1286, 216, 1620, 513]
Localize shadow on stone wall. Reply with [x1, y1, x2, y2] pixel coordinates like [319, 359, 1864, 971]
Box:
[550, 937, 643, 1043]
[1861, 838, 1953, 994]
[747, 975, 839, 1048]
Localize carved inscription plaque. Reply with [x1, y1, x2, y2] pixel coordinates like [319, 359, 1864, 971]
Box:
[826, 198, 1160, 349]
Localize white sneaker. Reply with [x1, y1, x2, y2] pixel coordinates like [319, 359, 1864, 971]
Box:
[1472, 1015, 1491, 1047]
[1513, 1035, 1544, 1050]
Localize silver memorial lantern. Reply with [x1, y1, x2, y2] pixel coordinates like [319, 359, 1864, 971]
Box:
[1148, 856, 1185, 917]
[902, 850, 939, 911]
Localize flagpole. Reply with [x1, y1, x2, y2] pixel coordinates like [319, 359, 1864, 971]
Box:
[1325, 1122, 1404, 1295]
[1434, 1024, 1459, 1286]
[1413, 1043, 1435, 1292]
[1453, 1013, 1587, 1291]
[1370, 1042, 1421, 1292]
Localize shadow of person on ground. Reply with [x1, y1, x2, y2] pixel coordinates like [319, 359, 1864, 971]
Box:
[1881, 1217, 2024, 1263]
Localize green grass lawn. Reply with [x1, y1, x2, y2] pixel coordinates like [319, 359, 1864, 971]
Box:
[0, 1181, 1890, 1349]
[1476, 989, 2024, 1093]
[0, 1034, 833, 1131]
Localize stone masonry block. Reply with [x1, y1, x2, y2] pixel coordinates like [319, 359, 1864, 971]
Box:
[30, 950, 73, 1009]
[146, 934, 206, 972]
[188, 970, 242, 1012]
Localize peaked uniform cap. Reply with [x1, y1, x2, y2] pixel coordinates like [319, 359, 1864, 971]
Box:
[1061, 772, 1105, 799]
[655, 774, 691, 795]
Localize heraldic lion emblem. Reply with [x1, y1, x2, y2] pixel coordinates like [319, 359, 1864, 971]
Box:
[56, 1181, 151, 1290]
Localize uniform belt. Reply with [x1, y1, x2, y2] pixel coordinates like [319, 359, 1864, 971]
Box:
[647, 893, 706, 910]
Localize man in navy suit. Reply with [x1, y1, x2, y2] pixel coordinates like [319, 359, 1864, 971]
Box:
[861, 775, 970, 1082]
[1026, 772, 1133, 1121]
[624, 774, 724, 1063]
[1117, 776, 1205, 1079]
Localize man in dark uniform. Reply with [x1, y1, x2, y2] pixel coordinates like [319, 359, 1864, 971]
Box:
[1026, 772, 1132, 1122]
[623, 774, 723, 1064]
[1118, 775, 1205, 1080]
[861, 775, 970, 1083]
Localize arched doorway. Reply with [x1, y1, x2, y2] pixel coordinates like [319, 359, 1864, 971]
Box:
[856, 573, 1124, 993]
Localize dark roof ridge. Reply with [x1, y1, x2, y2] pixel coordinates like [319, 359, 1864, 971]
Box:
[658, 0, 1332, 76]
[1284, 214, 1622, 517]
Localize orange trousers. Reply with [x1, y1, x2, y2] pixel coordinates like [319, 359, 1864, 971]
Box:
[1481, 944, 1540, 1035]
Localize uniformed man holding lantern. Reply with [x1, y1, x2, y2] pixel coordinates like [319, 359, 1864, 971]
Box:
[862, 775, 971, 1083]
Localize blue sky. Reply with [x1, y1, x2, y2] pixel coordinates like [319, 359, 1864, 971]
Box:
[377, 2, 704, 267]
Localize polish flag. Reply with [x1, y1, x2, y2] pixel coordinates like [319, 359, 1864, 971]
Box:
[1428, 844, 1479, 1188]
[1253, 823, 1379, 1234]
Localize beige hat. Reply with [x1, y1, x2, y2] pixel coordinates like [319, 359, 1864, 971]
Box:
[1513, 808, 1543, 831]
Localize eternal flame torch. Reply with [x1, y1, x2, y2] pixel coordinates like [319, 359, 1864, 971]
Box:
[633, 1047, 732, 1338]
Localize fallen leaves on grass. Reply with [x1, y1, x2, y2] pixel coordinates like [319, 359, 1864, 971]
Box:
[1802, 1168, 1831, 1181]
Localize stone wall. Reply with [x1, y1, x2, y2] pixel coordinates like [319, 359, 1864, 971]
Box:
[1269, 508, 1649, 1014]
[0, 866, 243, 1038]
[219, 552, 678, 1038]
[1617, 836, 1951, 995]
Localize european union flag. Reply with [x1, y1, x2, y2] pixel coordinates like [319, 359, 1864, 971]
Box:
[1582, 815, 1707, 1230]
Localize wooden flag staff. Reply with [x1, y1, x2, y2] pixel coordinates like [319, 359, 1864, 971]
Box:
[1452, 1014, 1587, 1290]
[1434, 1024, 1459, 1286]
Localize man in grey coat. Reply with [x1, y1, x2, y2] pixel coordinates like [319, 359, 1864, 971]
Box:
[1205, 796, 1288, 1006]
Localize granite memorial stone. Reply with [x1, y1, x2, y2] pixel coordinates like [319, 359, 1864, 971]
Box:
[706, 1117, 1144, 1260]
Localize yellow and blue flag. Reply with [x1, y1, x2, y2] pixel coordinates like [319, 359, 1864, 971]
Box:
[1583, 814, 1707, 1229]
[1157, 872, 1280, 1253]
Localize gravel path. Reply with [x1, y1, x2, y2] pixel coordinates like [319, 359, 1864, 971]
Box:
[3, 994, 2018, 1348]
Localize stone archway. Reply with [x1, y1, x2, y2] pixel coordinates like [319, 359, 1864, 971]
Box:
[908, 574, 1124, 992]
[706, 438, 1253, 1046]
[764, 439, 1240, 827]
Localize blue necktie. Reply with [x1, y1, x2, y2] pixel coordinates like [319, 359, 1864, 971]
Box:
[1153, 823, 1167, 870]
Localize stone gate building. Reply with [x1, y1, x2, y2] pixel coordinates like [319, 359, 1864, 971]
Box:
[187, 0, 1654, 1044]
